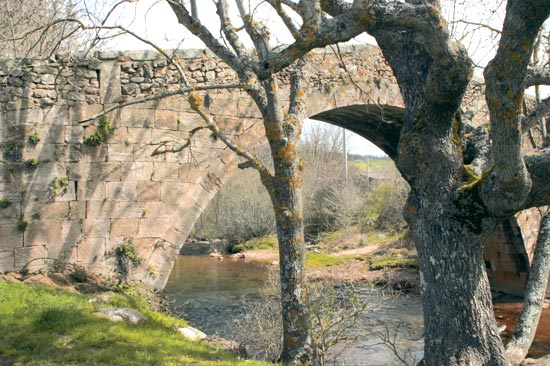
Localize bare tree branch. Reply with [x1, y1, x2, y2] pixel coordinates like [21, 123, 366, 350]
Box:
[76, 83, 244, 124]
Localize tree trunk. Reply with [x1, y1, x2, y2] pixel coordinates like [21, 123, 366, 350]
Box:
[505, 210, 550, 365]
[270, 176, 310, 365]
[260, 76, 310, 365]
[410, 205, 507, 366]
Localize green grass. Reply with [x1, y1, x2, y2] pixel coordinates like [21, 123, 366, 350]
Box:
[305, 252, 352, 268]
[369, 256, 418, 270]
[350, 157, 393, 172]
[232, 235, 278, 253]
[0, 282, 271, 366]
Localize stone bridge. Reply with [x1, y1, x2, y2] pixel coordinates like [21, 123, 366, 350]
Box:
[0, 45, 541, 293]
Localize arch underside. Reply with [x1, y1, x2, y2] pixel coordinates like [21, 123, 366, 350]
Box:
[311, 104, 404, 159]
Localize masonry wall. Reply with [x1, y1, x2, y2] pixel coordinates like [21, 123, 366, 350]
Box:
[0, 45, 403, 288]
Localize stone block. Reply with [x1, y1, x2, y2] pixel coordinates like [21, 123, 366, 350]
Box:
[64, 126, 85, 144]
[110, 218, 139, 237]
[45, 243, 74, 260]
[126, 127, 152, 144]
[108, 143, 134, 162]
[41, 106, 70, 126]
[42, 125, 66, 143]
[154, 109, 180, 130]
[119, 162, 155, 181]
[76, 237, 106, 264]
[4, 108, 44, 124]
[0, 248, 15, 272]
[0, 204, 20, 225]
[24, 202, 70, 220]
[82, 218, 110, 238]
[151, 129, 183, 143]
[133, 144, 167, 162]
[80, 144, 108, 163]
[136, 181, 161, 202]
[14, 246, 47, 272]
[151, 162, 179, 182]
[24, 220, 64, 245]
[21, 143, 57, 162]
[91, 162, 122, 181]
[77, 181, 106, 201]
[87, 200, 145, 219]
[62, 220, 83, 244]
[119, 107, 154, 128]
[137, 218, 171, 238]
[142, 202, 180, 219]
[67, 201, 86, 219]
[0, 224, 24, 248]
[24, 182, 53, 203]
[67, 162, 92, 181]
[179, 164, 204, 183]
[160, 183, 192, 203]
[106, 181, 137, 201]
[23, 162, 66, 184]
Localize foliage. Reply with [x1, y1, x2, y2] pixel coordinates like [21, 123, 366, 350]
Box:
[24, 158, 40, 169]
[364, 181, 408, 233]
[112, 239, 141, 282]
[84, 115, 116, 146]
[232, 234, 278, 253]
[0, 198, 12, 209]
[0, 281, 267, 366]
[50, 177, 69, 198]
[17, 214, 28, 232]
[28, 132, 41, 145]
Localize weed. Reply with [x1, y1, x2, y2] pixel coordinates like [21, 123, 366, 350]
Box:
[50, 177, 69, 198]
[24, 158, 40, 169]
[7, 163, 18, 173]
[84, 114, 115, 146]
[17, 214, 28, 232]
[0, 198, 12, 208]
[28, 132, 40, 145]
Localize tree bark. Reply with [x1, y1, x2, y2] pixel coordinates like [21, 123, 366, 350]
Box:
[410, 206, 507, 366]
[260, 76, 311, 366]
[505, 210, 550, 365]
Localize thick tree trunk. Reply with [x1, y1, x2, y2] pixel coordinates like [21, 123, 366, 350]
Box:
[505, 210, 550, 365]
[410, 206, 507, 366]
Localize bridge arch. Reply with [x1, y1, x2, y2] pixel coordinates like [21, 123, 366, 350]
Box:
[0, 45, 539, 292]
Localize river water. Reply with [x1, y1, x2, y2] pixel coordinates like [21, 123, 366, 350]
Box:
[164, 255, 550, 365]
[164, 255, 424, 365]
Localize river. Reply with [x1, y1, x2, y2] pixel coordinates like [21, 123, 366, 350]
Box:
[164, 255, 550, 365]
[164, 255, 424, 365]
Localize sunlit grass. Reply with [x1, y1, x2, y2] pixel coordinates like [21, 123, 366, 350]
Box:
[368, 256, 418, 271]
[305, 252, 355, 268]
[232, 234, 278, 253]
[0, 282, 272, 366]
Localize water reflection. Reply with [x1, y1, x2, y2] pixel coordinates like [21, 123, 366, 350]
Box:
[164, 255, 270, 336]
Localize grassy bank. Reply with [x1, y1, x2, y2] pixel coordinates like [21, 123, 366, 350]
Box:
[0, 281, 271, 366]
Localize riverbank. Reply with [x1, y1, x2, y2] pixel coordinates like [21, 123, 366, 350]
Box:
[231, 232, 420, 292]
[0, 272, 271, 366]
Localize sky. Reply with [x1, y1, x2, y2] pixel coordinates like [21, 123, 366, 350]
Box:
[91, 0, 512, 157]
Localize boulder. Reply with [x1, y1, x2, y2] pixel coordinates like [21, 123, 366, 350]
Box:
[95, 308, 146, 324]
[176, 326, 207, 341]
